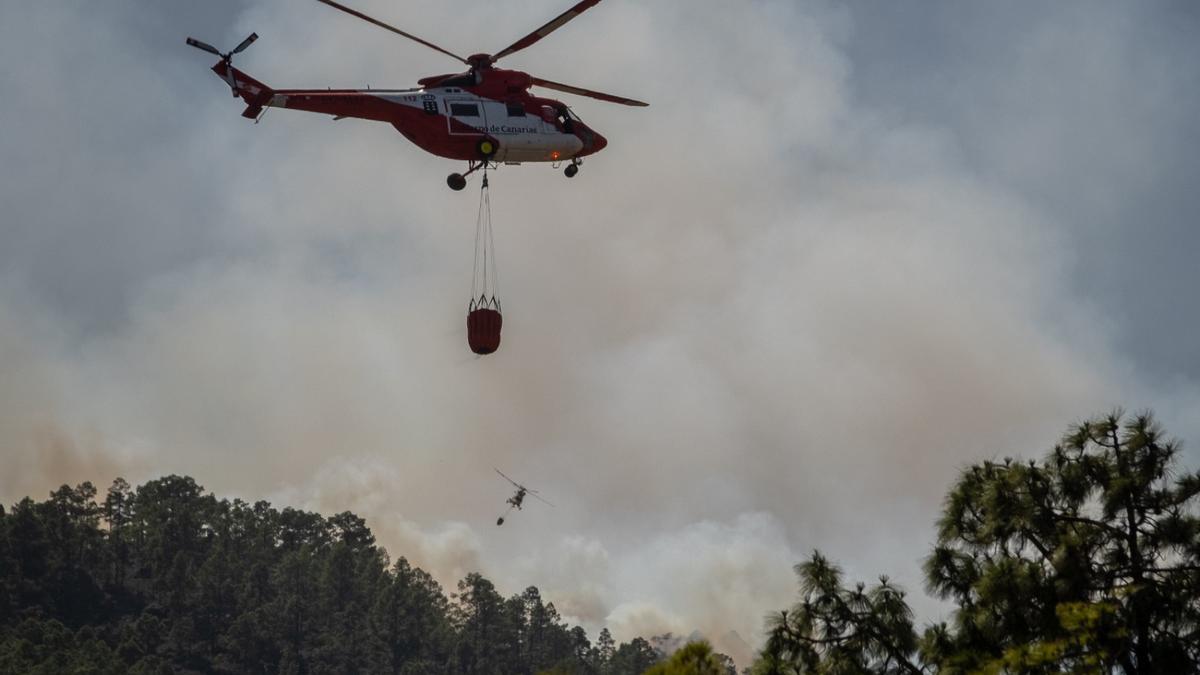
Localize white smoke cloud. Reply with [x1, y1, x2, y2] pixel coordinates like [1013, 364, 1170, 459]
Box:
[608, 514, 799, 637]
[268, 455, 485, 587]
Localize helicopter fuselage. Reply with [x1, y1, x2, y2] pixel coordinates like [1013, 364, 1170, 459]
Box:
[507, 488, 527, 509]
[215, 62, 606, 164]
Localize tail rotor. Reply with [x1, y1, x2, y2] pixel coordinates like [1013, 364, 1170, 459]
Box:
[186, 33, 258, 96]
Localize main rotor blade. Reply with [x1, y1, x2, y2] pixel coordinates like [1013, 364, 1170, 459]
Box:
[492, 0, 602, 62]
[315, 0, 467, 65]
[231, 32, 258, 55]
[530, 492, 555, 507]
[495, 468, 522, 489]
[186, 37, 223, 56]
[531, 76, 648, 107]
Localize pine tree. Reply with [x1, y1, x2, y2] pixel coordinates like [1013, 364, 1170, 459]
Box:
[644, 640, 729, 675]
[923, 412, 1200, 672]
[610, 636, 661, 674]
[755, 411, 1200, 674]
[596, 627, 616, 674]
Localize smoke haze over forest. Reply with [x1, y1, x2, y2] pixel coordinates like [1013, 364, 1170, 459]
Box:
[3, 0, 1199, 662]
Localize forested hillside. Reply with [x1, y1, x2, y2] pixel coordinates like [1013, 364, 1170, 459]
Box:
[0, 475, 664, 674]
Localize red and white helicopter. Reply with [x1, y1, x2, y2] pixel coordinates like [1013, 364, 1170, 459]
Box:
[188, 0, 647, 191]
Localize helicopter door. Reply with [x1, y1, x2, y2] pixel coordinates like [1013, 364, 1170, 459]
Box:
[446, 98, 487, 136]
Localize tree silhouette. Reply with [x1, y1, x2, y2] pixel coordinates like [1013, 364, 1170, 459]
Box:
[757, 411, 1200, 674]
[644, 640, 731, 674]
[611, 636, 661, 674]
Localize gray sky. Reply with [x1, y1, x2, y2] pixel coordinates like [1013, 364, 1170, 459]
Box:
[2, 0, 1198, 664]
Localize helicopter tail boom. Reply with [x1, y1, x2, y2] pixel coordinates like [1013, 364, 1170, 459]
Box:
[212, 61, 414, 124]
[211, 62, 275, 118]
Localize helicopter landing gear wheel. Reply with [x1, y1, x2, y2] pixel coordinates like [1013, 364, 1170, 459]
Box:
[564, 163, 579, 178]
[450, 160, 489, 191]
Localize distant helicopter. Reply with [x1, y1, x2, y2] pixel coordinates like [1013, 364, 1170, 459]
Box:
[495, 469, 553, 526]
[186, 0, 648, 191]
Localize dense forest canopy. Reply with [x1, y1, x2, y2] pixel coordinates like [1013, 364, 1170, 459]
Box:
[0, 475, 676, 674]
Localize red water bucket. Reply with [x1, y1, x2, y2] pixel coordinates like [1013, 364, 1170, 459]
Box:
[467, 307, 503, 355]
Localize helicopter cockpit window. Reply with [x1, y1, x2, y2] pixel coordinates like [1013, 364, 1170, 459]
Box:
[506, 102, 526, 117]
[450, 103, 480, 118]
[555, 106, 575, 133]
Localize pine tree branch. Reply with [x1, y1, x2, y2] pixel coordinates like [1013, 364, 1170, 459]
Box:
[1051, 513, 1126, 539]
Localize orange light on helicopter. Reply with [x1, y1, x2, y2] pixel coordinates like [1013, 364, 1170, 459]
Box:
[550, 151, 561, 160]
